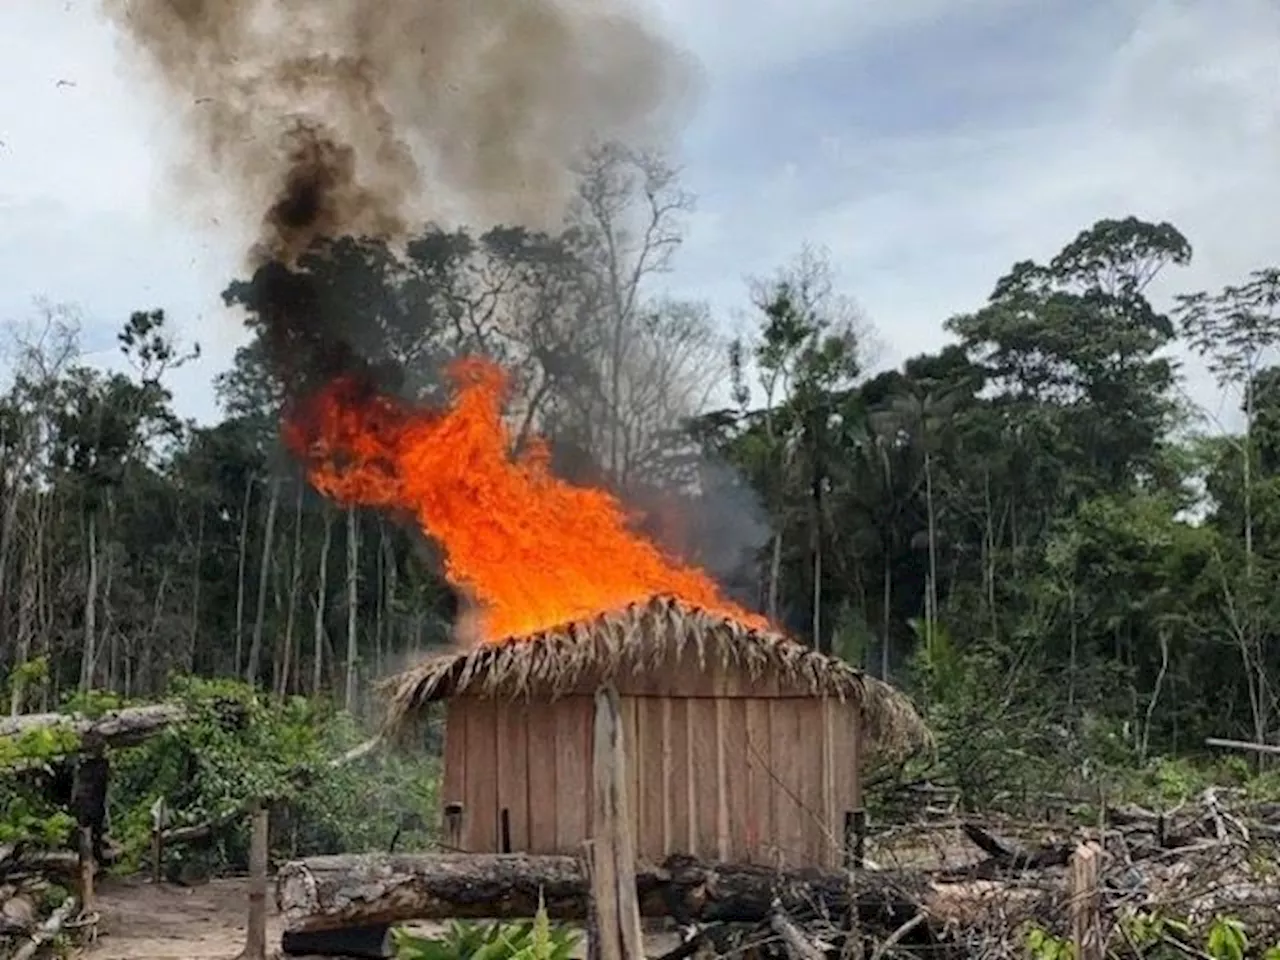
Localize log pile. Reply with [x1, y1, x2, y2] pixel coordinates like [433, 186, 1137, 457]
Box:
[0, 841, 96, 955]
[276, 788, 1280, 959]
[276, 853, 935, 932]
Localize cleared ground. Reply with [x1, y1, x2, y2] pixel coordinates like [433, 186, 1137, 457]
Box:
[82, 877, 282, 960]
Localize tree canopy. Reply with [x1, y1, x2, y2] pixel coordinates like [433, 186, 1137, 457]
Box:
[2, 148, 1279, 807]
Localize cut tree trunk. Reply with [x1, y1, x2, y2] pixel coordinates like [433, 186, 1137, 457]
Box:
[0, 703, 186, 752]
[276, 854, 933, 936]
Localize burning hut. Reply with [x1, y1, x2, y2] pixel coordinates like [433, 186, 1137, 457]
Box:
[384, 595, 928, 870]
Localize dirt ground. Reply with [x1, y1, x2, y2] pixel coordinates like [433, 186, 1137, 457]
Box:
[81, 876, 283, 960]
[78, 876, 683, 959]
[70, 838, 945, 959]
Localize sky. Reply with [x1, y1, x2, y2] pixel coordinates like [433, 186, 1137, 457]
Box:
[0, 0, 1277, 433]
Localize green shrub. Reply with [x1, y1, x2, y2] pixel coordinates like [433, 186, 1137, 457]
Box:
[0, 691, 82, 851]
[392, 899, 579, 960]
[106, 676, 439, 877]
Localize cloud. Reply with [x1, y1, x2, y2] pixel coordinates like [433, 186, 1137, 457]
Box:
[646, 0, 1033, 77]
[1, 0, 1277, 434]
[661, 0, 1280, 429]
[0, 2, 248, 420]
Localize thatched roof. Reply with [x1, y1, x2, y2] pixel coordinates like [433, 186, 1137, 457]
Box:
[383, 596, 929, 755]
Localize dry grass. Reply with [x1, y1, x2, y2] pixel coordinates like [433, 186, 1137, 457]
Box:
[380, 594, 930, 756]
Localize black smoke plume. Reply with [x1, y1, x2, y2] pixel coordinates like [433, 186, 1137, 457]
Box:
[103, 0, 692, 388]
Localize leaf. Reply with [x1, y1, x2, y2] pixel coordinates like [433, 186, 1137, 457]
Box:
[1206, 916, 1247, 960]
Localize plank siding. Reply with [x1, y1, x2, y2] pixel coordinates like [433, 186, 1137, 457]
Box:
[554, 697, 591, 850]
[744, 698, 773, 865]
[526, 703, 559, 853]
[441, 689, 864, 868]
[769, 699, 805, 868]
[723, 698, 750, 861]
[690, 698, 720, 858]
[495, 701, 530, 853]
[461, 700, 498, 852]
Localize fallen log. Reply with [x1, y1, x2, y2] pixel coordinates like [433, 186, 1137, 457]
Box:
[276, 853, 933, 936]
[1205, 736, 1280, 757]
[0, 851, 79, 880]
[0, 703, 186, 753]
[937, 824, 1073, 880]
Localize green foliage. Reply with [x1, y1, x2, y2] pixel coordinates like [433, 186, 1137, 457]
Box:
[1031, 911, 1280, 960]
[107, 677, 439, 877]
[1025, 924, 1073, 960]
[1206, 916, 1248, 960]
[59, 687, 127, 719]
[0, 702, 81, 850]
[392, 898, 579, 960]
[5, 203, 1280, 888]
[5, 656, 50, 708]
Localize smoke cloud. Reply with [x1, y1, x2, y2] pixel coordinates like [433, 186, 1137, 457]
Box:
[102, 0, 693, 382]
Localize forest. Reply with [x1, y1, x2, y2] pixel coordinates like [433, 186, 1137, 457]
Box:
[2, 142, 1279, 822]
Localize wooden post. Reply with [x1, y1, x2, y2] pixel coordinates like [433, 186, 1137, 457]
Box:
[1069, 841, 1104, 960]
[590, 685, 644, 960]
[77, 826, 96, 914]
[238, 802, 270, 960]
[150, 796, 167, 884]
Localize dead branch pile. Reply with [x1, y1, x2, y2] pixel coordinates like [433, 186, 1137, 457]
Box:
[0, 843, 95, 956]
[274, 790, 1279, 959]
[850, 787, 1280, 959]
[634, 789, 1280, 960]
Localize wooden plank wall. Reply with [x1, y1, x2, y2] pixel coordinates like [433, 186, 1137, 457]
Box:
[442, 696, 595, 855]
[440, 690, 861, 868]
[619, 695, 859, 868]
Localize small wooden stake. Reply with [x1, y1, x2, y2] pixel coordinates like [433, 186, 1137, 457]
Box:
[150, 796, 167, 884]
[238, 802, 270, 960]
[1070, 841, 1104, 960]
[443, 801, 464, 851]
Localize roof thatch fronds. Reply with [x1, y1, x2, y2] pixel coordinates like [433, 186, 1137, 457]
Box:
[383, 595, 930, 755]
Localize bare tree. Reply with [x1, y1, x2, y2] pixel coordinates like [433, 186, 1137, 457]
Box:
[1, 306, 81, 710]
[558, 142, 726, 490]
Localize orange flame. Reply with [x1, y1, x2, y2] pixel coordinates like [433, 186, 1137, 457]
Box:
[283, 357, 770, 643]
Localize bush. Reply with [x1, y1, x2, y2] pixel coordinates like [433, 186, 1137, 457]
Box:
[0, 727, 80, 851]
[105, 676, 439, 878]
[392, 900, 579, 960]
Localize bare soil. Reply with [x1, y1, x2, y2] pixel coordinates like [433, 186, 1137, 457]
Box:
[81, 876, 282, 960]
[78, 875, 682, 959]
